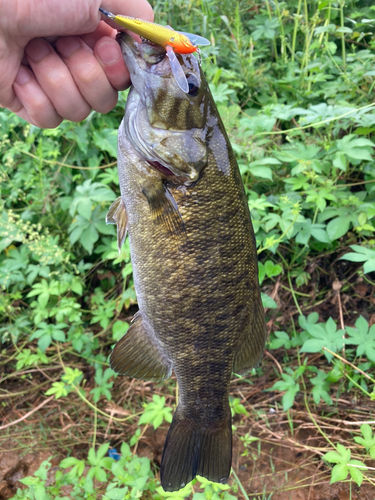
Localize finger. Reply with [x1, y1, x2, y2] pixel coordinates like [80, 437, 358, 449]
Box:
[25, 38, 91, 122]
[55, 36, 119, 113]
[75, 23, 130, 91]
[12, 66, 63, 128]
[94, 36, 129, 91]
[80, 20, 116, 50]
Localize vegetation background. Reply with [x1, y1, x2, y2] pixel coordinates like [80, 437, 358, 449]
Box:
[1, 0, 375, 498]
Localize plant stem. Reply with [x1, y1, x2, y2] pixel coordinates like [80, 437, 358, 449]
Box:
[291, 0, 302, 63]
[231, 468, 250, 500]
[93, 406, 97, 449]
[340, 0, 346, 72]
[273, 0, 286, 61]
[287, 272, 303, 316]
[265, 0, 278, 62]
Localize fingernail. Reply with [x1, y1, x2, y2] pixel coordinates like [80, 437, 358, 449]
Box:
[15, 66, 31, 86]
[56, 37, 81, 58]
[26, 39, 50, 63]
[96, 41, 121, 64]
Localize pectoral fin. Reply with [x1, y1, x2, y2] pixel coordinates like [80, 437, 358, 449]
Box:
[110, 312, 172, 381]
[233, 296, 266, 375]
[142, 180, 185, 236]
[106, 197, 128, 253]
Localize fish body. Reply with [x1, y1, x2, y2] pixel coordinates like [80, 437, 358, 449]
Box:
[108, 33, 266, 492]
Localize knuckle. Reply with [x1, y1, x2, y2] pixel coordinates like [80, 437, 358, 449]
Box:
[75, 62, 101, 87]
[46, 69, 70, 94]
[93, 93, 117, 114]
[69, 106, 91, 123]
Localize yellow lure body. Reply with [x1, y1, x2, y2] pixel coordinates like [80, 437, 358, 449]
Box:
[112, 15, 196, 54]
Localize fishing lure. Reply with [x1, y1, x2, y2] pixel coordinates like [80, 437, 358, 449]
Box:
[99, 7, 210, 93]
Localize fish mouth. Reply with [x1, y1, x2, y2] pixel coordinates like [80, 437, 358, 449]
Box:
[116, 32, 140, 55]
[146, 160, 174, 177]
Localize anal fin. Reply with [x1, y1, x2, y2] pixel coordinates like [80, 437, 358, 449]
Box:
[233, 296, 266, 375]
[106, 197, 128, 253]
[110, 312, 172, 381]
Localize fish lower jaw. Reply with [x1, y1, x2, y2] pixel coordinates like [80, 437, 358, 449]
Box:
[146, 160, 174, 177]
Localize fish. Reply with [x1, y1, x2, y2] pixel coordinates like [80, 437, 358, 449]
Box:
[99, 8, 210, 93]
[107, 32, 266, 492]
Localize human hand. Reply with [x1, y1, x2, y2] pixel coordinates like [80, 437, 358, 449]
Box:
[0, 0, 153, 128]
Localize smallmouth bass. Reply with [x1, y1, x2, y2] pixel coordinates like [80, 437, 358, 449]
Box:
[107, 33, 266, 492]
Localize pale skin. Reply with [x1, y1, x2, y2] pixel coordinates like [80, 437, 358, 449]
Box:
[0, 0, 153, 128]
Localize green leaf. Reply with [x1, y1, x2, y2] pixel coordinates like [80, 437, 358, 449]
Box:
[348, 460, 364, 486]
[345, 317, 375, 362]
[340, 252, 369, 262]
[77, 198, 93, 220]
[341, 245, 375, 272]
[81, 224, 99, 254]
[105, 487, 129, 500]
[34, 483, 46, 500]
[139, 395, 173, 429]
[330, 463, 348, 483]
[230, 397, 249, 416]
[93, 129, 118, 158]
[261, 292, 277, 309]
[52, 330, 66, 342]
[249, 165, 273, 180]
[94, 466, 108, 482]
[45, 382, 69, 399]
[59, 457, 82, 468]
[326, 217, 350, 241]
[38, 334, 52, 352]
[264, 260, 282, 278]
[364, 259, 375, 273]
[97, 442, 111, 460]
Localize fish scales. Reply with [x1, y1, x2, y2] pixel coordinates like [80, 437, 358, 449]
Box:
[109, 33, 266, 492]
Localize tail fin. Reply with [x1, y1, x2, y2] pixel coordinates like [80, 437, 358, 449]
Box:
[160, 406, 232, 492]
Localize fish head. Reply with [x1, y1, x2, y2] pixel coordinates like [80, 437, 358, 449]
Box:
[118, 33, 215, 183]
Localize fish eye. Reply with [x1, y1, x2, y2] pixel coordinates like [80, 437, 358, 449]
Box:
[186, 74, 200, 96]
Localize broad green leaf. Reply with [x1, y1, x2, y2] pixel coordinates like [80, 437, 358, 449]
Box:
[330, 463, 348, 483]
[34, 483, 46, 500]
[93, 128, 118, 158]
[105, 487, 129, 500]
[249, 166, 273, 180]
[348, 461, 364, 486]
[261, 292, 277, 309]
[326, 217, 350, 241]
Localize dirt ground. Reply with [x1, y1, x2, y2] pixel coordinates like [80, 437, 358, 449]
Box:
[1, 390, 375, 500]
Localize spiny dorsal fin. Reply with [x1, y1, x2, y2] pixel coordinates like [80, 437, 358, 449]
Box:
[142, 181, 185, 236]
[110, 312, 172, 381]
[106, 197, 128, 253]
